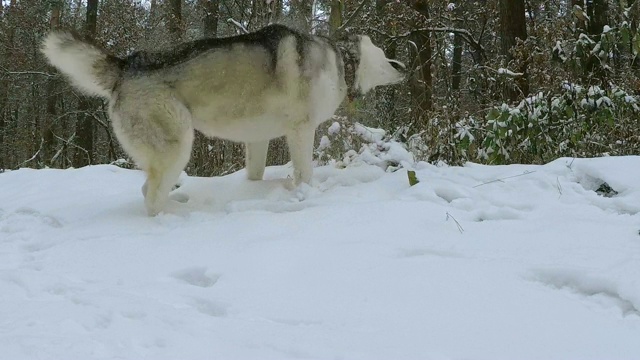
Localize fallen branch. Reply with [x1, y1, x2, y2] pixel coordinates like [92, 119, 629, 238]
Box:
[473, 170, 536, 188]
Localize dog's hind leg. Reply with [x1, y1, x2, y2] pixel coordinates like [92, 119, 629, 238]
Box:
[286, 124, 315, 185]
[143, 111, 194, 216]
[112, 95, 194, 216]
[245, 141, 269, 180]
[143, 134, 193, 216]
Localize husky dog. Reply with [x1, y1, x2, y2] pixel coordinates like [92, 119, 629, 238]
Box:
[42, 24, 404, 215]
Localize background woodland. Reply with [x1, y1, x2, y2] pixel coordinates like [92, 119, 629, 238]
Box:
[1, 0, 639, 175]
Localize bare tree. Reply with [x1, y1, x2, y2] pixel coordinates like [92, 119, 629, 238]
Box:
[499, 0, 529, 100]
[74, 0, 99, 166]
[44, 1, 62, 166]
[199, 0, 219, 37]
[0, 0, 18, 170]
[329, 0, 343, 36]
[289, 0, 313, 32]
[451, 0, 464, 95]
[408, 1, 433, 116]
[166, 0, 183, 43]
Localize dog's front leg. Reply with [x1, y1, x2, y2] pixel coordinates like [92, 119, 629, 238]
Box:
[286, 126, 315, 185]
[245, 141, 269, 180]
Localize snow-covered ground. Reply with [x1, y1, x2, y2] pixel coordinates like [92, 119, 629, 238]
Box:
[1, 157, 640, 359]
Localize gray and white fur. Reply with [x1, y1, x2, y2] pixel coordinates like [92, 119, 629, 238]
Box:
[42, 25, 404, 216]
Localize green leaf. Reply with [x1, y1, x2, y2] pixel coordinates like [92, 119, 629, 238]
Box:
[565, 106, 575, 118]
[486, 108, 501, 121]
[458, 137, 470, 151]
[576, 43, 584, 58]
[621, 27, 630, 47]
[600, 36, 609, 53]
[632, 33, 640, 56]
[407, 170, 419, 186]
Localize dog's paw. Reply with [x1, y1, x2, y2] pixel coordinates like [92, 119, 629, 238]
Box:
[283, 176, 296, 191]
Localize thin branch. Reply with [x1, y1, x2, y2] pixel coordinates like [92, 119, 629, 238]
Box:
[226, 17, 249, 34]
[446, 212, 465, 234]
[52, 132, 89, 158]
[0, 65, 55, 78]
[335, 0, 368, 36]
[481, 65, 525, 78]
[473, 170, 536, 188]
[50, 133, 75, 164]
[368, 26, 485, 62]
[15, 138, 45, 169]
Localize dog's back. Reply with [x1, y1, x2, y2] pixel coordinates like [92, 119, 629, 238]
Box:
[113, 25, 345, 142]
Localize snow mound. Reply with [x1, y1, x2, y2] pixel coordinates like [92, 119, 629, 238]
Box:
[1, 156, 640, 359]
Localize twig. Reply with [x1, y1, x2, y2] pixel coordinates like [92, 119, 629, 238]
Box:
[335, 0, 368, 36]
[51, 133, 76, 164]
[89, 108, 118, 161]
[15, 138, 45, 169]
[2, 70, 56, 77]
[446, 212, 465, 234]
[0, 65, 55, 77]
[52, 132, 88, 156]
[473, 170, 536, 188]
[226, 18, 249, 34]
[368, 26, 485, 62]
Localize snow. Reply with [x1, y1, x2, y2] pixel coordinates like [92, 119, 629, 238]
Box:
[1, 156, 640, 359]
[353, 122, 385, 143]
[327, 121, 341, 135]
[317, 135, 331, 151]
[497, 68, 524, 77]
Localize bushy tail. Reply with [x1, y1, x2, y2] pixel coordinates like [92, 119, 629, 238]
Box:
[41, 32, 122, 98]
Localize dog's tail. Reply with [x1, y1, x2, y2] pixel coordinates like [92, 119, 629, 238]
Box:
[41, 31, 122, 98]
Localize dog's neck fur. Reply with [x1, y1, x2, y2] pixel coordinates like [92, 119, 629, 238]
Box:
[337, 43, 360, 101]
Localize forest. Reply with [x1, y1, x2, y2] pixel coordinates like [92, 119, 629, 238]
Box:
[1, 0, 639, 176]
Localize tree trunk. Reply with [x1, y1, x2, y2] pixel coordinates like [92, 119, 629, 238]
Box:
[249, 0, 272, 29]
[274, 0, 283, 22]
[198, 0, 219, 37]
[451, 33, 463, 93]
[408, 1, 433, 118]
[451, 0, 464, 95]
[166, 0, 183, 43]
[329, 0, 342, 37]
[289, 0, 312, 32]
[409, 30, 433, 115]
[584, 0, 608, 79]
[44, 2, 61, 166]
[147, 0, 159, 38]
[74, 0, 98, 167]
[499, 0, 529, 101]
[586, 0, 608, 36]
[0, 0, 18, 170]
[373, 0, 399, 123]
[628, 0, 640, 68]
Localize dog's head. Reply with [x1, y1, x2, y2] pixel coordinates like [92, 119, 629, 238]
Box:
[337, 34, 405, 100]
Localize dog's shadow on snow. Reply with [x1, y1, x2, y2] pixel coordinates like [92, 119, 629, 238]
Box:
[163, 169, 310, 215]
[124, 165, 385, 217]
